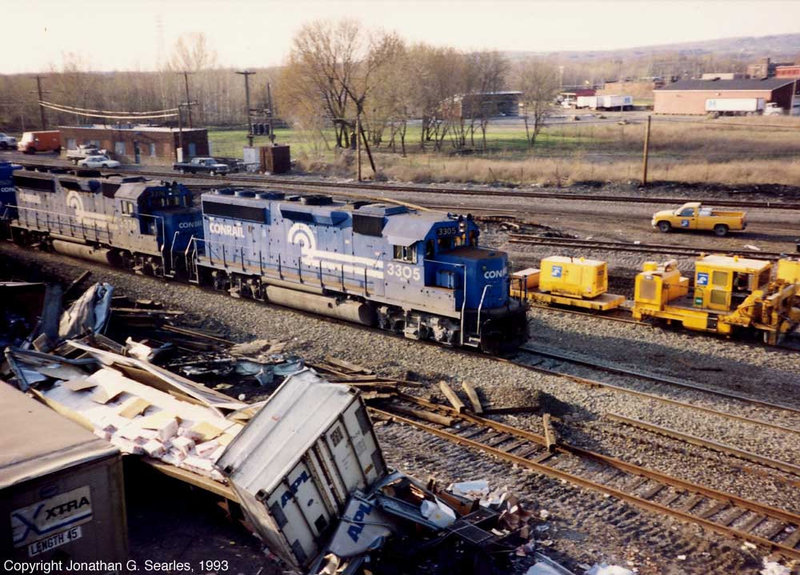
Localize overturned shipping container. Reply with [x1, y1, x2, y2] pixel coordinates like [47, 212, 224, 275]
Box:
[0, 383, 128, 564]
[217, 369, 387, 569]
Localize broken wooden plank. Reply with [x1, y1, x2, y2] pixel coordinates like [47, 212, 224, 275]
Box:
[324, 356, 373, 375]
[543, 413, 557, 452]
[439, 381, 466, 413]
[461, 381, 483, 414]
[388, 405, 455, 427]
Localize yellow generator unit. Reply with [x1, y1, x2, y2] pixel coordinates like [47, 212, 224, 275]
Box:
[633, 260, 689, 312]
[540, 256, 608, 298]
[511, 259, 624, 311]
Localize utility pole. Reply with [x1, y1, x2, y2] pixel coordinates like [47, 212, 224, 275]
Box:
[35, 75, 47, 130]
[236, 70, 256, 146]
[641, 115, 651, 187]
[181, 71, 193, 128]
[176, 104, 184, 162]
[356, 113, 362, 182]
[266, 82, 275, 144]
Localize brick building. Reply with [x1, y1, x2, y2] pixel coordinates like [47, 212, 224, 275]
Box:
[653, 78, 798, 115]
[58, 125, 210, 165]
[776, 65, 800, 79]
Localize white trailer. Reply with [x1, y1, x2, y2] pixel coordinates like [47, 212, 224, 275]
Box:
[217, 370, 387, 570]
[576, 95, 633, 110]
[598, 95, 633, 109]
[705, 98, 765, 115]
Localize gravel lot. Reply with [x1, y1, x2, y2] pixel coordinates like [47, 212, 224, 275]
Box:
[3, 238, 799, 575]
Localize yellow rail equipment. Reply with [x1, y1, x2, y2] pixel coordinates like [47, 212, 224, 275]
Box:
[632, 255, 800, 344]
[512, 256, 625, 311]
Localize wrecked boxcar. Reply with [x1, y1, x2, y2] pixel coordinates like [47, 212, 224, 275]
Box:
[218, 369, 387, 569]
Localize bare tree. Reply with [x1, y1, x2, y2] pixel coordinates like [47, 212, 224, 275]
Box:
[168, 33, 218, 72]
[282, 19, 401, 153]
[516, 59, 560, 149]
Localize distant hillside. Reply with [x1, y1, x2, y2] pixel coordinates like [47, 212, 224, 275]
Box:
[508, 33, 800, 62]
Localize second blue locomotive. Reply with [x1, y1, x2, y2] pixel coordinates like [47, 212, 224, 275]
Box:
[193, 189, 527, 350]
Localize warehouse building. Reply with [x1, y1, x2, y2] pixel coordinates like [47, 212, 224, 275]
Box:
[653, 78, 798, 115]
[59, 125, 210, 165]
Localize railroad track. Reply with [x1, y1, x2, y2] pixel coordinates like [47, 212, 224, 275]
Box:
[515, 344, 800, 421]
[14, 160, 800, 211]
[369, 393, 800, 560]
[508, 233, 795, 259]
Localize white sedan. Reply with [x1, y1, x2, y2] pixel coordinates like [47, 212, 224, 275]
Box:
[77, 155, 121, 169]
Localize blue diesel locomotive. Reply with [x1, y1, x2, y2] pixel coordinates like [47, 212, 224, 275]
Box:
[192, 189, 527, 351]
[4, 165, 527, 351]
[7, 170, 202, 277]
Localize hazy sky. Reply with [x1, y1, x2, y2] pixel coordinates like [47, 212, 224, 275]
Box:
[5, 0, 800, 74]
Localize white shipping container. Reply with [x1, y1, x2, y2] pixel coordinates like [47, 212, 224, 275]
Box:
[576, 96, 597, 109]
[705, 98, 765, 112]
[217, 370, 387, 569]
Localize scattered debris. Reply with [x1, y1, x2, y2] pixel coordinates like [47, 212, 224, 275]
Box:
[760, 559, 791, 575]
[59, 282, 113, 339]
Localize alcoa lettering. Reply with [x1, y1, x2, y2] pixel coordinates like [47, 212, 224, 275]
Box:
[209, 221, 245, 238]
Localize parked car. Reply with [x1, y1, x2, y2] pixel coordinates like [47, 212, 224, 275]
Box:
[172, 157, 229, 175]
[0, 133, 17, 150]
[77, 155, 121, 169]
[67, 144, 108, 164]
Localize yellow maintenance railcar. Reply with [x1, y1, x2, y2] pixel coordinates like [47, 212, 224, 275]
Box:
[632, 255, 800, 344]
[512, 256, 625, 311]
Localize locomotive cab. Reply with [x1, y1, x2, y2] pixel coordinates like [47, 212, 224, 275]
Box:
[423, 217, 527, 351]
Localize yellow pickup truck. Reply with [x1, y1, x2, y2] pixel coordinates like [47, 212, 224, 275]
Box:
[651, 202, 747, 237]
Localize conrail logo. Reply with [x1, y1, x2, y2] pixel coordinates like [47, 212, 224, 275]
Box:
[483, 267, 507, 280]
[209, 221, 245, 238]
[178, 220, 203, 229]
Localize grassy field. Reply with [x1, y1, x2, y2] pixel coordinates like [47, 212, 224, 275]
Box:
[209, 115, 800, 187]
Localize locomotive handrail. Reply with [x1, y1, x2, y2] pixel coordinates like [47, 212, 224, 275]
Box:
[11, 204, 115, 244]
[198, 236, 379, 294]
[476, 284, 492, 338]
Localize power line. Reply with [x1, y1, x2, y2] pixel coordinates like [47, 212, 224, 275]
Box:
[39, 100, 178, 116]
[39, 101, 178, 121]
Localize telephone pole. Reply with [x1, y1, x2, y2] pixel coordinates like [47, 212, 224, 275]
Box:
[266, 82, 275, 144]
[236, 70, 256, 146]
[35, 75, 47, 130]
[181, 71, 193, 128]
[641, 115, 651, 187]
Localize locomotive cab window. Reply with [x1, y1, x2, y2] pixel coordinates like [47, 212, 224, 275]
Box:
[425, 239, 435, 257]
[393, 244, 417, 263]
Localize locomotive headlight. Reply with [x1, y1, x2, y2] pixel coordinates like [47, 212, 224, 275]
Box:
[458, 220, 466, 232]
